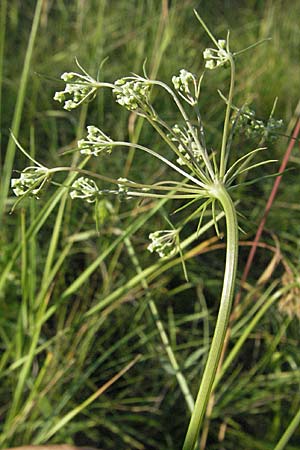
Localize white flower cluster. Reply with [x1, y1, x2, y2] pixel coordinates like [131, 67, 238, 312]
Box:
[54, 72, 97, 110]
[11, 167, 50, 198]
[113, 78, 151, 111]
[203, 39, 229, 70]
[78, 126, 113, 156]
[70, 177, 100, 203]
[172, 69, 196, 95]
[170, 124, 201, 166]
[147, 229, 178, 258]
[234, 106, 283, 141]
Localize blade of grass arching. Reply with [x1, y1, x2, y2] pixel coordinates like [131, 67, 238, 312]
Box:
[230, 281, 278, 337]
[124, 236, 195, 413]
[0, 0, 7, 147]
[15, 209, 29, 359]
[80, 235, 217, 373]
[52, 325, 146, 420]
[37, 234, 216, 383]
[0, 0, 43, 220]
[0, 327, 71, 378]
[213, 283, 298, 391]
[32, 354, 141, 443]
[228, 424, 275, 450]
[5, 351, 53, 444]
[41, 192, 68, 285]
[61, 196, 170, 300]
[1, 242, 73, 440]
[28, 127, 37, 309]
[100, 421, 145, 450]
[274, 407, 300, 450]
[254, 316, 291, 376]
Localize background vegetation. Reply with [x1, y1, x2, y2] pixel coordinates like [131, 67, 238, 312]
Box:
[0, 0, 299, 449]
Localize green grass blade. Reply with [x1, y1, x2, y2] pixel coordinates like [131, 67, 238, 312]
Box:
[0, 0, 7, 143]
[0, 0, 43, 220]
[33, 355, 141, 443]
[274, 407, 300, 450]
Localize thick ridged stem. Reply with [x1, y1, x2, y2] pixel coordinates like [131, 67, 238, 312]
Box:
[182, 183, 238, 450]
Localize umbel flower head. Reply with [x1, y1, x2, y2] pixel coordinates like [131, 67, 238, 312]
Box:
[203, 39, 230, 70]
[172, 69, 200, 106]
[54, 71, 98, 111]
[70, 177, 100, 203]
[113, 78, 151, 111]
[78, 125, 113, 156]
[11, 166, 50, 198]
[169, 124, 202, 166]
[147, 229, 179, 258]
[172, 69, 196, 95]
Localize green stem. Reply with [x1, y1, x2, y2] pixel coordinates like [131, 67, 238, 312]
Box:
[182, 183, 238, 450]
[274, 407, 300, 450]
[219, 55, 235, 179]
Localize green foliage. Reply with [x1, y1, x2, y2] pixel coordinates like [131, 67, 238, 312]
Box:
[1, 1, 300, 449]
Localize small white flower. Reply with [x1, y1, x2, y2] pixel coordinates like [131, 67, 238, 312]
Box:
[205, 60, 216, 70]
[217, 39, 226, 49]
[203, 49, 213, 60]
[61, 71, 75, 82]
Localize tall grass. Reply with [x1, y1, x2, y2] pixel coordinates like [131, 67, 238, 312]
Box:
[0, 1, 300, 449]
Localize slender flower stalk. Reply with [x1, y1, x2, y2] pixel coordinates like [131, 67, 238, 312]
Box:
[150, 79, 215, 180]
[219, 54, 235, 178]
